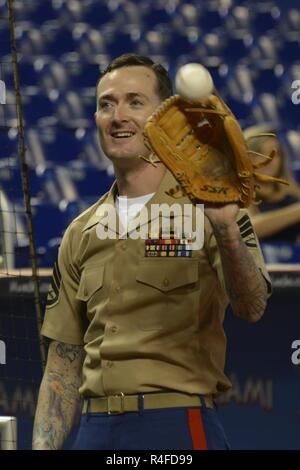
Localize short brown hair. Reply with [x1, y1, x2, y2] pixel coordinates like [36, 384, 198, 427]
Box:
[96, 53, 173, 101]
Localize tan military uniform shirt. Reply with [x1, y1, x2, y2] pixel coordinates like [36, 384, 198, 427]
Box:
[42, 170, 271, 398]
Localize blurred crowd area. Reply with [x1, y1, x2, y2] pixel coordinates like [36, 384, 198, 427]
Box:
[0, 0, 299, 268]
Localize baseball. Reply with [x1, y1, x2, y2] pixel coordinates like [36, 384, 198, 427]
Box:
[175, 63, 214, 101]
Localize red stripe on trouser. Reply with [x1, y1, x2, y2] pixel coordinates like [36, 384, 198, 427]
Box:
[187, 408, 208, 450]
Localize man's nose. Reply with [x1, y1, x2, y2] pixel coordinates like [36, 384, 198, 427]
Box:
[112, 103, 129, 123]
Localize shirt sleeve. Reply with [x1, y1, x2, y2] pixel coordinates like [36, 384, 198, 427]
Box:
[41, 222, 88, 345]
[204, 208, 272, 296]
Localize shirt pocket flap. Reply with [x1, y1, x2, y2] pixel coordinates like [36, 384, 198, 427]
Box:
[136, 260, 199, 292]
[76, 265, 104, 301]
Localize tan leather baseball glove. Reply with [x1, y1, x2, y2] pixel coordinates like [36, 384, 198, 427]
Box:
[144, 94, 287, 207]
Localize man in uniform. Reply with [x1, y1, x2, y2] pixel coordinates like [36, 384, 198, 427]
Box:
[32, 54, 271, 450]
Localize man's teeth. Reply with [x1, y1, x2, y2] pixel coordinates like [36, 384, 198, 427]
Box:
[112, 132, 134, 138]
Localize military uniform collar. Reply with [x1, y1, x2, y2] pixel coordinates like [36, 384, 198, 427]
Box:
[81, 169, 192, 234]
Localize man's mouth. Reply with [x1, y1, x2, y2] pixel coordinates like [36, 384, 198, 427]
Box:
[110, 131, 135, 139]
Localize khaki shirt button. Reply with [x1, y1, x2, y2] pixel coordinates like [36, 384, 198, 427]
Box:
[163, 278, 169, 287]
[110, 326, 118, 334]
[106, 361, 114, 368]
[121, 242, 127, 251]
[115, 284, 121, 293]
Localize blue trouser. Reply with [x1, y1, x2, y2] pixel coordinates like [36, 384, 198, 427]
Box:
[72, 402, 230, 450]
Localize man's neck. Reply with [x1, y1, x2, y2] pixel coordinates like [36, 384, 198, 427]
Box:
[114, 160, 166, 198]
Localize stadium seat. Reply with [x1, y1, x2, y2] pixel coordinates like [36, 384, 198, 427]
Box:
[252, 67, 284, 94]
[22, 92, 54, 126]
[0, 128, 18, 161]
[15, 23, 47, 58]
[277, 92, 300, 129]
[222, 33, 253, 64]
[250, 34, 280, 66]
[138, 29, 171, 56]
[251, 93, 280, 127]
[0, 22, 10, 56]
[32, 127, 86, 164]
[225, 6, 253, 34]
[67, 162, 115, 204]
[66, 61, 102, 89]
[30, 201, 71, 248]
[279, 8, 300, 39]
[42, 25, 76, 56]
[142, 5, 172, 29]
[224, 96, 253, 128]
[73, 26, 107, 59]
[52, 91, 91, 128]
[82, 1, 117, 28]
[252, 3, 281, 35]
[279, 37, 300, 64]
[0, 164, 47, 201]
[280, 130, 300, 172]
[172, 3, 201, 31]
[198, 7, 227, 33]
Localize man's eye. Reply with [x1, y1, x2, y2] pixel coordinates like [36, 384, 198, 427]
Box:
[131, 99, 143, 107]
[99, 101, 112, 110]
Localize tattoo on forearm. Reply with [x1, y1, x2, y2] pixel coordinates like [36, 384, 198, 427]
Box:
[33, 343, 84, 450]
[56, 342, 81, 363]
[214, 225, 268, 321]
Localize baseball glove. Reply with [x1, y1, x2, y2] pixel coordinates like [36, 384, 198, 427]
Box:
[144, 94, 288, 207]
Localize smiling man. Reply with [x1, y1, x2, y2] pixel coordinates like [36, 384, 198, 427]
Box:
[32, 54, 271, 450]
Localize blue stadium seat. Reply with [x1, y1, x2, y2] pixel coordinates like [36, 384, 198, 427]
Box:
[15, 23, 47, 58]
[67, 162, 115, 204]
[167, 31, 193, 59]
[82, 1, 116, 28]
[34, 127, 86, 164]
[251, 93, 280, 127]
[0, 22, 10, 56]
[172, 3, 201, 30]
[194, 32, 225, 63]
[224, 96, 253, 128]
[0, 164, 46, 201]
[250, 34, 280, 67]
[66, 61, 102, 89]
[279, 8, 300, 39]
[73, 26, 107, 59]
[225, 66, 255, 104]
[52, 91, 91, 128]
[29, 1, 60, 24]
[55, 0, 86, 23]
[0, 128, 18, 161]
[280, 130, 300, 172]
[22, 92, 54, 126]
[42, 25, 76, 56]
[0, 90, 17, 127]
[279, 37, 300, 64]
[138, 29, 171, 56]
[277, 92, 300, 128]
[37, 60, 70, 92]
[222, 33, 253, 64]
[198, 7, 227, 33]
[252, 4, 281, 35]
[225, 6, 253, 34]
[30, 202, 70, 248]
[142, 5, 172, 29]
[252, 67, 284, 94]
[105, 30, 138, 58]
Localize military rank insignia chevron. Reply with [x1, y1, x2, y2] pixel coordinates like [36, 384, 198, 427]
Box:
[46, 261, 62, 307]
[237, 214, 257, 248]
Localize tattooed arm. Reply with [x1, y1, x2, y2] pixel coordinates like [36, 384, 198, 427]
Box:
[32, 341, 85, 450]
[206, 204, 269, 323]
